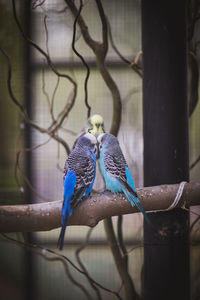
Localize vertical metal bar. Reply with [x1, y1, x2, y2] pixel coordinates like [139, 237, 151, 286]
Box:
[142, 1, 190, 299]
[24, 2, 35, 300]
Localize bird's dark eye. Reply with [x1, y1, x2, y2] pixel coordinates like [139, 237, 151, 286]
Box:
[99, 144, 102, 150]
[94, 147, 97, 154]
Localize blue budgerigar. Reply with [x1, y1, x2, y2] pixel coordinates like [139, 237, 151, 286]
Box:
[57, 133, 97, 250]
[97, 133, 150, 224]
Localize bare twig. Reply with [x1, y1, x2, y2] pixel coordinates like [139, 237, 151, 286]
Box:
[188, 51, 199, 116]
[117, 215, 128, 269]
[104, 218, 140, 300]
[65, 0, 121, 135]
[60, 127, 77, 136]
[44, 15, 50, 56]
[74, 228, 123, 299]
[12, 0, 76, 87]
[187, 0, 200, 116]
[190, 209, 200, 217]
[52, 133, 71, 155]
[107, 17, 130, 65]
[188, 0, 200, 42]
[43, 13, 74, 135]
[32, 0, 46, 10]
[107, 18, 143, 78]
[108, 18, 143, 77]
[123, 87, 141, 105]
[76, 228, 102, 300]
[42, 15, 59, 122]
[190, 216, 200, 232]
[190, 154, 200, 170]
[1, 233, 92, 300]
[11, 0, 76, 154]
[42, 63, 51, 109]
[65, 0, 97, 52]
[51, 76, 60, 121]
[71, 0, 91, 118]
[0, 233, 80, 272]
[95, 0, 108, 58]
[1, 232, 122, 299]
[130, 51, 142, 68]
[15, 138, 53, 202]
[49, 89, 76, 136]
[126, 244, 143, 255]
[43, 255, 92, 300]
[0, 46, 71, 155]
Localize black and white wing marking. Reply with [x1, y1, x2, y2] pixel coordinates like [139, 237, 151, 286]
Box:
[104, 149, 127, 182]
[63, 159, 69, 181]
[104, 149, 137, 198]
[68, 154, 95, 208]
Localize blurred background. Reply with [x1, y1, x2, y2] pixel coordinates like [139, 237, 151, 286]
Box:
[0, 0, 200, 299]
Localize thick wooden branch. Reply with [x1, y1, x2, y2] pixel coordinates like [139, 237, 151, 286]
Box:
[0, 182, 199, 233]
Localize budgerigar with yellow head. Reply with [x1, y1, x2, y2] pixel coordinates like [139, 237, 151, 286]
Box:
[83, 114, 105, 136]
[73, 114, 105, 148]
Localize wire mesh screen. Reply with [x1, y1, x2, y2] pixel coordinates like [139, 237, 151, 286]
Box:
[0, 0, 200, 300]
[30, 1, 143, 299]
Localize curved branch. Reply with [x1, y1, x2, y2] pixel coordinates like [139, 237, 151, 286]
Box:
[107, 18, 143, 78]
[1, 233, 93, 300]
[71, 0, 91, 118]
[65, 0, 121, 135]
[12, 0, 76, 87]
[104, 218, 139, 300]
[117, 215, 128, 269]
[190, 154, 200, 170]
[95, 58, 121, 135]
[65, 0, 97, 52]
[2, 232, 123, 300]
[95, 0, 108, 58]
[0, 46, 72, 155]
[188, 51, 199, 116]
[10, 0, 76, 154]
[0, 182, 199, 233]
[75, 228, 102, 300]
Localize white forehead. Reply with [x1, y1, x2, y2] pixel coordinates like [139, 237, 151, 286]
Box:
[84, 133, 97, 144]
[90, 114, 104, 124]
[97, 133, 105, 143]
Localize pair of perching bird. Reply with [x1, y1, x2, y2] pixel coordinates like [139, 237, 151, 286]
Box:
[57, 115, 150, 250]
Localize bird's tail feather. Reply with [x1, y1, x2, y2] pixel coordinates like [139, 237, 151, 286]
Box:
[57, 194, 72, 250]
[124, 188, 151, 225]
[58, 171, 76, 250]
[57, 218, 68, 251]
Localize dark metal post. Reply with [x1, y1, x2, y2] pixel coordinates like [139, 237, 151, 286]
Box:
[24, 2, 35, 300]
[142, 1, 190, 300]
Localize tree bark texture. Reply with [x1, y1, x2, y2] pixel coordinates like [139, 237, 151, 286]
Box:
[0, 182, 199, 233]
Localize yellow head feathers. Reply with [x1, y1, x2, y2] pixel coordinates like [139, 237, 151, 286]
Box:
[88, 114, 105, 136]
[90, 114, 104, 125]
